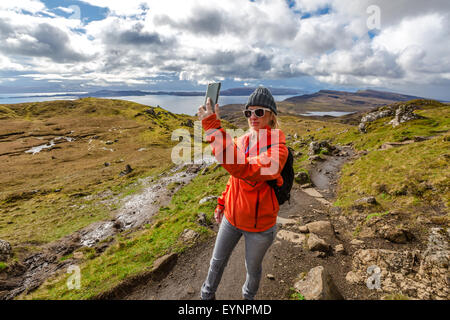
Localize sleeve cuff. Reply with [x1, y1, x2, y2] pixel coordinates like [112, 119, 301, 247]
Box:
[202, 113, 221, 132]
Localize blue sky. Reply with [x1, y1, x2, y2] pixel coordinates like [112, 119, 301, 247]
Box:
[0, 0, 449, 99]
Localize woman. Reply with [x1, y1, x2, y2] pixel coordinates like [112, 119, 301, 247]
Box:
[197, 87, 289, 300]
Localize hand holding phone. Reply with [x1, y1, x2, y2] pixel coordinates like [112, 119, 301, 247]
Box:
[197, 82, 221, 120]
[205, 82, 221, 112]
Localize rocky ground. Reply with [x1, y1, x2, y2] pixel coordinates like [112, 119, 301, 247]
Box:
[96, 144, 417, 300]
[2, 137, 448, 301]
[1, 104, 448, 300]
[112, 142, 447, 300]
[3, 140, 447, 300]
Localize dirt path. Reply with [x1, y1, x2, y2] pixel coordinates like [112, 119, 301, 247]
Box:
[120, 146, 379, 300]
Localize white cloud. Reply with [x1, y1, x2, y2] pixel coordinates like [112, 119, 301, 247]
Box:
[0, 0, 449, 98]
[0, 0, 45, 13]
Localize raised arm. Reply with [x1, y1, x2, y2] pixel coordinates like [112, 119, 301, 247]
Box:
[202, 113, 288, 184]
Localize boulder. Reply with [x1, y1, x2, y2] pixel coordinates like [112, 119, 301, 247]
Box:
[276, 216, 297, 226]
[350, 239, 364, 246]
[197, 212, 210, 226]
[309, 140, 334, 155]
[199, 195, 218, 205]
[423, 227, 449, 268]
[307, 233, 331, 252]
[0, 240, 12, 262]
[294, 171, 310, 184]
[389, 104, 422, 127]
[276, 230, 306, 245]
[179, 229, 199, 243]
[358, 103, 422, 133]
[305, 221, 335, 238]
[354, 196, 377, 205]
[293, 266, 343, 300]
[185, 164, 202, 174]
[346, 235, 449, 300]
[380, 226, 415, 244]
[335, 244, 346, 254]
[119, 164, 133, 176]
[308, 141, 320, 155]
[298, 225, 309, 233]
[358, 108, 395, 133]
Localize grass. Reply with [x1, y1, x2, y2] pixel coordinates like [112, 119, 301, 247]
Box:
[0, 98, 238, 259]
[382, 293, 410, 300]
[3, 97, 449, 299]
[277, 114, 352, 174]
[336, 135, 449, 215]
[330, 101, 449, 227]
[21, 165, 230, 299]
[0, 262, 7, 271]
[277, 99, 449, 233]
[290, 292, 306, 300]
[288, 287, 306, 300]
[365, 211, 390, 223]
[335, 100, 449, 151]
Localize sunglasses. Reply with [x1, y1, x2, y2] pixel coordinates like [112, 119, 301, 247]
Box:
[243, 108, 271, 118]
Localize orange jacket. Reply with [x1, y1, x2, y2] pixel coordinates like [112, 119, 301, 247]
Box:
[202, 113, 288, 232]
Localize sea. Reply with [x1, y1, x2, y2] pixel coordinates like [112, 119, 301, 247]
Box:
[0, 93, 355, 117]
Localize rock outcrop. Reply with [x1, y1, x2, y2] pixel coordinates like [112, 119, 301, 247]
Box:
[304, 221, 336, 238]
[294, 266, 344, 300]
[0, 240, 12, 262]
[309, 140, 335, 155]
[345, 228, 449, 299]
[389, 104, 423, 127]
[358, 103, 423, 133]
[307, 233, 331, 253]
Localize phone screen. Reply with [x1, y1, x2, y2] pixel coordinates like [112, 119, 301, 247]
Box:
[205, 82, 221, 111]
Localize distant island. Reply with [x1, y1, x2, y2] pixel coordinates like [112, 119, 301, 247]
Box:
[79, 87, 303, 97]
[2, 87, 304, 100]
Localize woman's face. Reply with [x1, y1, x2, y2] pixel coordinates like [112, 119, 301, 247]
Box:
[247, 106, 272, 131]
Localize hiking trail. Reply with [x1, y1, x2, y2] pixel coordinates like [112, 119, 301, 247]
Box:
[116, 145, 383, 300]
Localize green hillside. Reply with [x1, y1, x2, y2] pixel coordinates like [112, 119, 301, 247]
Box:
[1, 98, 447, 300]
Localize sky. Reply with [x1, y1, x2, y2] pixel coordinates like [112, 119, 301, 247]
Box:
[0, 0, 449, 99]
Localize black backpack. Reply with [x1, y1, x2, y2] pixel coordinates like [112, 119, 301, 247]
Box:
[266, 145, 294, 205]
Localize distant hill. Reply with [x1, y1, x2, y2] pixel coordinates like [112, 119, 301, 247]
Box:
[0, 87, 303, 101]
[218, 89, 426, 126]
[278, 89, 424, 114]
[76, 87, 303, 98]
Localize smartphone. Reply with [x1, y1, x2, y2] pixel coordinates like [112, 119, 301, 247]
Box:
[204, 82, 221, 112]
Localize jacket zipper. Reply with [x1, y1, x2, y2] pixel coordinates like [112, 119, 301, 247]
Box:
[254, 190, 260, 228]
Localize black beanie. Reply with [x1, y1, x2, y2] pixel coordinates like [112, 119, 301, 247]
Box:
[245, 87, 277, 115]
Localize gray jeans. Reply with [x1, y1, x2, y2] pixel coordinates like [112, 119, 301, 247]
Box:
[200, 215, 277, 300]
